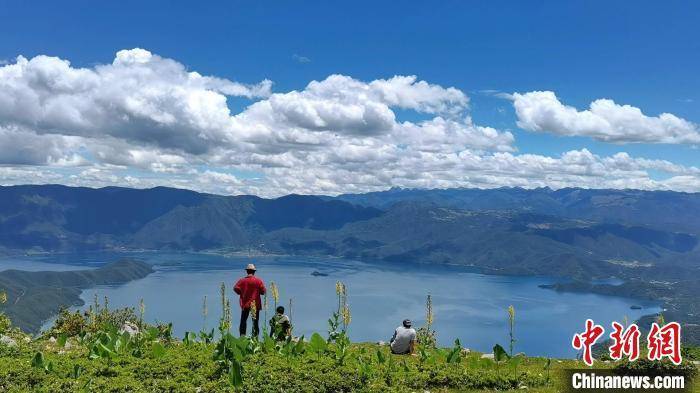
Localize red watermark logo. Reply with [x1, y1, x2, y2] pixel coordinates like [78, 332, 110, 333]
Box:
[572, 319, 682, 366]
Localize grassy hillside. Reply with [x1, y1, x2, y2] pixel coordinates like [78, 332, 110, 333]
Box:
[0, 290, 697, 393]
[0, 335, 596, 392]
[0, 260, 153, 333]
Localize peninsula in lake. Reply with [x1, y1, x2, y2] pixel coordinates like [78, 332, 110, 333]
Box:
[0, 259, 153, 333]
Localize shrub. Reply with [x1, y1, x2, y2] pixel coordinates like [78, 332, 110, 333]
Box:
[92, 307, 139, 332]
[614, 358, 698, 379]
[682, 346, 700, 361]
[0, 314, 11, 334]
[51, 308, 87, 336]
[416, 326, 437, 349]
[50, 306, 141, 337]
[0, 290, 9, 334]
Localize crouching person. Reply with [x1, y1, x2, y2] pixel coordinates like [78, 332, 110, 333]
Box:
[390, 319, 416, 355]
[269, 306, 292, 341]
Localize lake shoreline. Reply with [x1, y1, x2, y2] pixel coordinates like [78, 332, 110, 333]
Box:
[3, 248, 664, 334]
[3, 250, 663, 358]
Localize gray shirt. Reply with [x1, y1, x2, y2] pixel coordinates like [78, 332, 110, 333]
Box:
[390, 326, 416, 354]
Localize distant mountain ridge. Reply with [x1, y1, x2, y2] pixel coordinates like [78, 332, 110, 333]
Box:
[1, 184, 697, 278]
[0, 185, 382, 252]
[1, 185, 699, 263]
[337, 187, 700, 234]
[260, 203, 698, 279]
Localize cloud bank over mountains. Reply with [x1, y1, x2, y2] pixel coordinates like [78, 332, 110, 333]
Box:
[0, 49, 698, 196]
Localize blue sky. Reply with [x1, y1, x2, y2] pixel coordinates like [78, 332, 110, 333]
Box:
[0, 1, 699, 195]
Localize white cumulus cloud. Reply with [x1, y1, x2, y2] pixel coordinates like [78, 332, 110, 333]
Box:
[512, 91, 700, 144]
[0, 49, 272, 154]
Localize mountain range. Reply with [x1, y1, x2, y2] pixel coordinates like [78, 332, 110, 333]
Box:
[1, 185, 698, 277]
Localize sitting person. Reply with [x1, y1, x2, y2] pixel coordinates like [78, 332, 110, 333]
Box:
[269, 306, 292, 341]
[390, 319, 417, 355]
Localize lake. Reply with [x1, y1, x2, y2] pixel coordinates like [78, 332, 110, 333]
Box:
[2, 251, 659, 358]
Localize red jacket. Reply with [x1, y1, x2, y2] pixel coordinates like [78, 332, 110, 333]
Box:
[233, 275, 266, 309]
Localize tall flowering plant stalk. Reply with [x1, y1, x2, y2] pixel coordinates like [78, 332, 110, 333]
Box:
[263, 293, 268, 328]
[270, 282, 279, 309]
[202, 295, 208, 331]
[138, 298, 145, 329]
[417, 293, 437, 348]
[224, 300, 231, 333]
[220, 283, 226, 316]
[269, 282, 280, 335]
[508, 305, 516, 357]
[288, 298, 294, 334]
[335, 282, 344, 314]
[335, 281, 350, 331]
[197, 295, 215, 343]
[328, 281, 349, 341]
[426, 294, 434, 327]
[341, 294, 351, 331]
[219, 283, 231, 334]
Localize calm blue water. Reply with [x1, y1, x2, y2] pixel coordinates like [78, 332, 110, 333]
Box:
[2, 251, 659, 358]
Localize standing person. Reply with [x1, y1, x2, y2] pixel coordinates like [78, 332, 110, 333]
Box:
[233, 263, 266, 337]
[390, 319, 417, 355]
